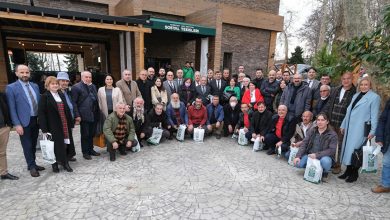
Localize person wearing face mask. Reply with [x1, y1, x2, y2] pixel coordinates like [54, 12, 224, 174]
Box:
[245, 101, 273, 143]
[339, 77, 380, 183]
[38, 76, 74, 173]
[179, 78, 196, 108]
[223, 96, 241, 137]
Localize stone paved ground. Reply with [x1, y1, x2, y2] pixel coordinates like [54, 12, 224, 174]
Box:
[1, 126, 390, 220]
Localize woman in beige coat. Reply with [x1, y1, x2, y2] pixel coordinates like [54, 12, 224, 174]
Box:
[151, 78, 168, 110]
[98, 75, 125, 117]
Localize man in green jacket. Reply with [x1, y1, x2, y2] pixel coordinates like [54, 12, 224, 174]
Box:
[103, 102, 138, 161]
[183, 61, 194, 80]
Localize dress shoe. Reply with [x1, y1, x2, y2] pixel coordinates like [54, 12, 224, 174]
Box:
[63, 163, 73, 172]
[36, 165, 45, 171]
[371, 185, 390, 193]
[52, 163, 60, 173]
[266, 148, 275, 155]
[90, 150, 101, 156]
[1, 173, 19, 180]
[83, 154, 92, 160]
[216, 134, 221, 139]
[30, 169, 40, 177]
[68, 157, 77, 162]
[109, 152, 116, 161]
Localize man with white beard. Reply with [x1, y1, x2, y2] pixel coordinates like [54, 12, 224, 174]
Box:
[166, 93, 188, 138]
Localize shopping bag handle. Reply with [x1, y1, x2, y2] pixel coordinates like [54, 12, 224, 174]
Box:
[366, 139, 371, 147]
[43, 133, 52, 141]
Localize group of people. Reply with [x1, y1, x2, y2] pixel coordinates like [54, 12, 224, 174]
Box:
[1, 63, 389, 194]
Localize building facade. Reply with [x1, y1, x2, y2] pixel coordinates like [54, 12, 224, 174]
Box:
[0, 0, 282, 90]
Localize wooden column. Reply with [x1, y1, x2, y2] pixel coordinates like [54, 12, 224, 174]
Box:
[267, 31, 277, 71]
[138, 32, 144, 74]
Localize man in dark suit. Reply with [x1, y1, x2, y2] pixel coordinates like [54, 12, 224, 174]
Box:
[136, 70, 153, 112]
[209, 71, 227, 104]
[6, 64, 44, 177]
[71, 70, 100, 160]
[0, 92, 19, 180]
[195, 76, 212, 105]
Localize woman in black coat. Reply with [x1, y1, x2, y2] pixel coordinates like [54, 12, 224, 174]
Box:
[179, 78, 196, 108]
[38, 77, 74, 173]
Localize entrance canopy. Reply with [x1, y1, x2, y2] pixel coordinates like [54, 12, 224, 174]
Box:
[145, 18, 216, 36]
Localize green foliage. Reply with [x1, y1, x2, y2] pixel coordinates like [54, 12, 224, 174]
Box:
[339, 4, 390, 81]
[64, 54, 78, 72]
[288, 46, 305, 64]
[26, 52, 48, 71]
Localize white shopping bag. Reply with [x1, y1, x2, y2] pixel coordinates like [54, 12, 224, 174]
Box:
[238, 128, 248, 146]
[362, 140, 378, 173]
[288, 146, 299, 166]
[303, 157, 323, 184]
[147, 127, 163, 145]
[193, 127, 205, 142]
[40, 133, 56, 164]
[253, 137, 264, 151]
[132, 135, 141, 152]
[176, 124, 187, 141]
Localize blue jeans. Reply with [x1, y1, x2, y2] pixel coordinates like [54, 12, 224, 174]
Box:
[382, 148, 390, 187]
[295, 155, 333, 173]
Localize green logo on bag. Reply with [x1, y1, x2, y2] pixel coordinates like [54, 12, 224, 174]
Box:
[308, 165, 316, 178]
[368, 154, 375, 167]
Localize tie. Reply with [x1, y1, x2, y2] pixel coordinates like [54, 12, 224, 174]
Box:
[309, 80, 312, 88]
[202, 86, 205, 94]
[178, 79, 181, 86]
[217, 80, 220, 90]
[26, 84, 38, 115]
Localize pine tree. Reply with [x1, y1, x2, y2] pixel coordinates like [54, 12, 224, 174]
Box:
[64, 54, 78, 72]
[288, 46, 305, 64]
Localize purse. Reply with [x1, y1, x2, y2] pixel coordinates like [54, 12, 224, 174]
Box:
[351, 147, 363, 168]
[223, 90, 235, 102]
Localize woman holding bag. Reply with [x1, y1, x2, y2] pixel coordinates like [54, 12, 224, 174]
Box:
[339, 77, 380, 183]
[38, 76, 74, 173]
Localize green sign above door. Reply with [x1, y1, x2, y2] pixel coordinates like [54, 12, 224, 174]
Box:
[146, 18, 216, 36]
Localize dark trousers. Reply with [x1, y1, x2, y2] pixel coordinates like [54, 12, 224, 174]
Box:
[145, 127, 170, 142]
[223, 122, 237, 136]
[80, 121, 96, 155]
[264, 133, 290, 152]
[20, 116, 39, 170]
[107, 140, 138, 158]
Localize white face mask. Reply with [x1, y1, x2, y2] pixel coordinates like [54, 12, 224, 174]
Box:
[230, 102, 237, 108]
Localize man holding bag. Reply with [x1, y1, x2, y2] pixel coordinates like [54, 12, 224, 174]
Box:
[187, 97, 209, 135]
[372, 98, 390, 193]
[103, 102, 138, 161]
[293, 113, 337, 181]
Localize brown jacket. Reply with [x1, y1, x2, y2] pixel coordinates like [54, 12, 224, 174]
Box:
[116, 79, 141, 106]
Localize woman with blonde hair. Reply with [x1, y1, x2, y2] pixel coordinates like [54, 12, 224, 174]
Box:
[339, 77, 381, 183]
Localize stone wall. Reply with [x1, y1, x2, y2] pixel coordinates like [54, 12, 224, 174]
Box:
[3, 0, 108, 15]
[221, 24, 271, 77]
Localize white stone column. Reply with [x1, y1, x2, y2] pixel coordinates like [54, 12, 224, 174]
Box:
[200, 37, 209, 75]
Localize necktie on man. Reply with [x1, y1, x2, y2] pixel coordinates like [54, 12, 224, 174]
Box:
[26, 84, 38, 116]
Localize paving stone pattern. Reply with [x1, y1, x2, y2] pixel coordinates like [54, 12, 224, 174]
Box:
[1, 126, 390, 219]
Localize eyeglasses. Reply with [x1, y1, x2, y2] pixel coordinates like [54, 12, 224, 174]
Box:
[320, 90, 329, 92]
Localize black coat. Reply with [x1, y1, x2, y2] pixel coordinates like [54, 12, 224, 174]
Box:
[129, 109, 149, 135]
[179, 85, 196, 106]
[0, 92, 11, 128]
[268, 114, 295, 144]
[376, 99, 390, 153]
[38, 91, 76, 163]
[148, 110, 168, 129]
[223, 104, 240, 127]
[71, 82, 99, 122]
[261, 80, 279, 108]
[195, 85, 212, 105]
[253, 77, 265, 92]
[249, 110, 273, 136]
[235, 111, 253, 130]
[210, 79, 227, 99]
[136, 79, 153, 111]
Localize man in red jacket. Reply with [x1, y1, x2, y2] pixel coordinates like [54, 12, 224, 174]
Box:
[187, 97, 209, 134]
